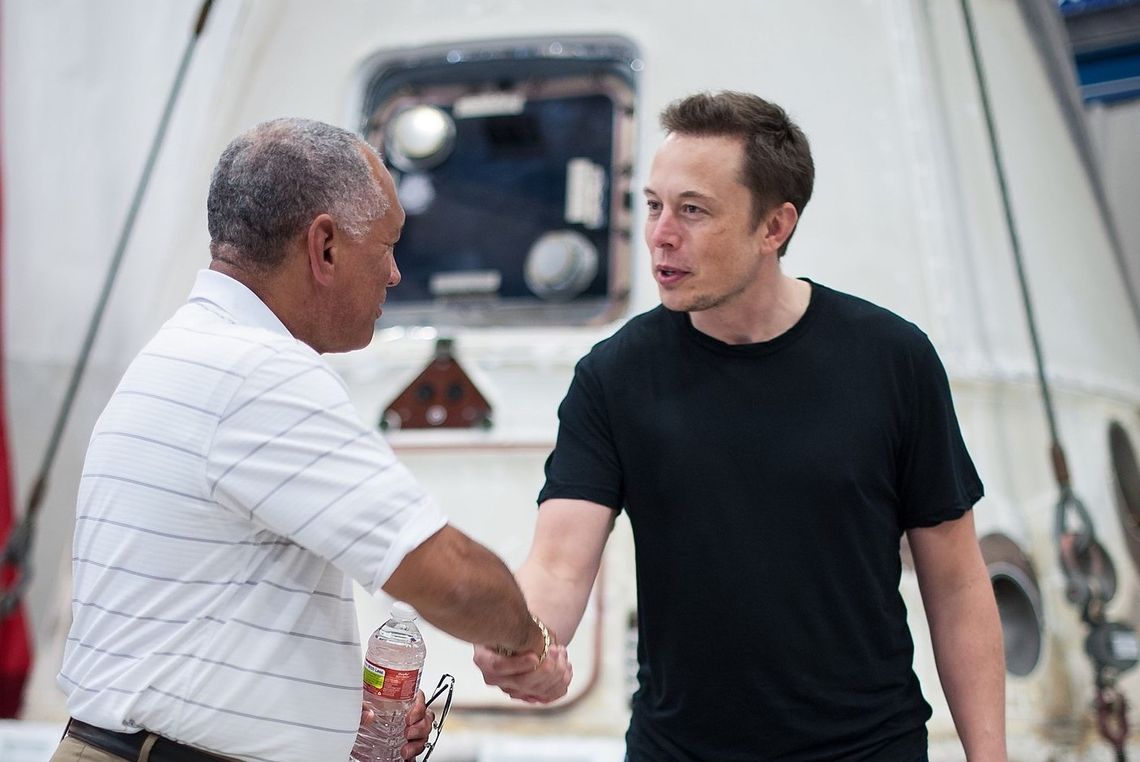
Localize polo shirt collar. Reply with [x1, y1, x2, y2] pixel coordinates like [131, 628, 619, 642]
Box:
[188, 269, 294, 338]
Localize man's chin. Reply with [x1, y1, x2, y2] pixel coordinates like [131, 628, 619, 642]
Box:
[659, 292, 699, 313]
[658, 290, 682, 311]
[323, 333, 375, 355]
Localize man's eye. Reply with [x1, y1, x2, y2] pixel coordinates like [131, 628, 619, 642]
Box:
[682, 204, 703, 215]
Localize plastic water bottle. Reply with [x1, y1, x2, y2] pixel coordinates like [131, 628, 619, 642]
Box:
[350, 601, 426, 762]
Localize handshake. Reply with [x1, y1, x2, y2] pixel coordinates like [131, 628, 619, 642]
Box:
[472, 614, 574, 704]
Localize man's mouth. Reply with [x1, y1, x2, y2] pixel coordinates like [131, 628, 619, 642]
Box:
[655, 265, 689, 285]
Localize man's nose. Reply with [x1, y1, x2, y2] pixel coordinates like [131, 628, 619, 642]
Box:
[649, 211, 679, 249]
[388, 260, 402, 287]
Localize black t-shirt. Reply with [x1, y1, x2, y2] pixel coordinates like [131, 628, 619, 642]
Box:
[539, 282, 983, 761]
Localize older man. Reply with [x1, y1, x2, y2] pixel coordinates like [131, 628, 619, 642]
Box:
[52, 118, 567, 762]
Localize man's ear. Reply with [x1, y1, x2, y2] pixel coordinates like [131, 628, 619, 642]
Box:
[306, 214, 337, 286]
[761, 202, 799, 255]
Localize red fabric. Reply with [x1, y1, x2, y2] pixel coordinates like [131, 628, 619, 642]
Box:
[0, 0, 34, 719]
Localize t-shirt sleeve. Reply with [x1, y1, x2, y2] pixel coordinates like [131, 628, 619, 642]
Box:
[207, 349, 447, 591]
[896, 333, 984, 528]
[538, 354, 625, 510]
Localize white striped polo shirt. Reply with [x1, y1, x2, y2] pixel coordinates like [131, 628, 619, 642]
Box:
[59, 269, 447, 762]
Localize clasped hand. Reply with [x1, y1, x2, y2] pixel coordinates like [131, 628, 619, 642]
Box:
[472, 643, 573, 703]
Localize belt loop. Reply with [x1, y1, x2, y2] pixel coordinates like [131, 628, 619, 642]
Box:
[137, 732, 159, 762]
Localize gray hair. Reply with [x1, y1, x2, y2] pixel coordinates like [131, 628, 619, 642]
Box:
[207, 118, 390, 268]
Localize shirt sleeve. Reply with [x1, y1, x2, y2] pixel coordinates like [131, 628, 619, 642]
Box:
[538, 353, 625, 510]
[896, 334, 984, 528]
[207, 347, 447, 591]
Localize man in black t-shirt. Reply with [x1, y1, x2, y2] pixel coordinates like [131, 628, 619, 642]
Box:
[474, 91, 1007, 761]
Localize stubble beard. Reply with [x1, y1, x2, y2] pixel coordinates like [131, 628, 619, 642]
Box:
[662, 280, 751, 315]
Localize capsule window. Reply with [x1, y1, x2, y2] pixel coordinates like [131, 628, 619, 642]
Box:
[980, 533, 1043, 677]
[1109, 421, 1140, 574]
[358, 37, 639, 327]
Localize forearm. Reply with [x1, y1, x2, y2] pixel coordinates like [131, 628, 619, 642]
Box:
[468, 500, 609, 705]
[909, 513, 1006, 760]
[382, 525, 543, 654]
[925, 567, 1007, 759]
[516, 554, 594, 645]
[513, 499, 614, 645]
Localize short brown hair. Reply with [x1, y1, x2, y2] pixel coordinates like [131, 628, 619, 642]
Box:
[660, 91, 814, 256]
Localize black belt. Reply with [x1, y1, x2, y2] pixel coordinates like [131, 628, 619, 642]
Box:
[65, 719, 233, 762]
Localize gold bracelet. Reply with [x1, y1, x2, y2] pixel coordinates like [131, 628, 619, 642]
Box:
[531, 613, 551, 665]
[492, 614, 552, 661]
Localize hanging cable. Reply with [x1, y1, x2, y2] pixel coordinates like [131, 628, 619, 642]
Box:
[0, 1, 215, 621]
[959, 1, 1137, 758]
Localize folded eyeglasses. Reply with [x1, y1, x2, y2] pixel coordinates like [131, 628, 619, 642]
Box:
[421, 673, 455, 761]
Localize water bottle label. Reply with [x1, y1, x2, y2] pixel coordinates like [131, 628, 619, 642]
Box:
[363, 659, 421, 700]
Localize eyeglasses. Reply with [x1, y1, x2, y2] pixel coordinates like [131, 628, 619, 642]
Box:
[421, 673, 455, 761]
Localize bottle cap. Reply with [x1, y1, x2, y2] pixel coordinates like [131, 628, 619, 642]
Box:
[391, 601, 418, 621]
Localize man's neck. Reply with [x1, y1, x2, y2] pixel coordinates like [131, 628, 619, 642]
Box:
[208, 258, 314, 348]
[689, 273, 812, 345]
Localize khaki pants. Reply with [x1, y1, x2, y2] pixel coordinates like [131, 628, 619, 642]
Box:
[50, 734, 159, 761]
[50, 733, 242, 762]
